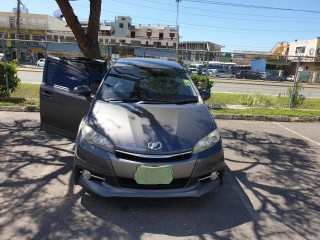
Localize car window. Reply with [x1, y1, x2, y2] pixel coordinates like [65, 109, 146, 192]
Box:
[99, 66, 198, 102]
[46, 62, 89, 90]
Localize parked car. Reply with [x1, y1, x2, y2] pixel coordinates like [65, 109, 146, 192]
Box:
[40, 57, 225, 198]
[236, 70, 259, 79]
[37, 58, 45, 67]
[285, 75, 295, 81]
[256, 72, 283, 81]
[211, 69, 236, 78]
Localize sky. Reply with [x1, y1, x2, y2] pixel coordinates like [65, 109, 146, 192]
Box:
[1, 0, 320, 52]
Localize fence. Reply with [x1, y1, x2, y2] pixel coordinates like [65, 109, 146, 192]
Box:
[1, 39, 320, 110]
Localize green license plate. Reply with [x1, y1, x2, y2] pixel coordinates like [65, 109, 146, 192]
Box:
[134, 165, 173, 185]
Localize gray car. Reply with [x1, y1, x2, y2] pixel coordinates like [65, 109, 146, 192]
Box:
[40, 57, 225, 198]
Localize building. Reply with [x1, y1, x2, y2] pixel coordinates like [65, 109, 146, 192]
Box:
[179, 41, 224, 65]
[102, 16, 179, 48]
[0, 11, 178, 62]
[0, 11, 74, 61]
[288, 38, 320, 83]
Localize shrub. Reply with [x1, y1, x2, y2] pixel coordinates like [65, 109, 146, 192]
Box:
[0, 60, 21, 97]
[288, 80, 305, 108]
[239, 94, 275, 107]
[190, 74, 213, 91]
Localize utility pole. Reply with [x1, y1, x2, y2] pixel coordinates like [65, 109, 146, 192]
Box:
[16, 0, 21, 63]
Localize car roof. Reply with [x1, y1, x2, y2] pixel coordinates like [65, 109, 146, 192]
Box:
[113, 58, 184, 71]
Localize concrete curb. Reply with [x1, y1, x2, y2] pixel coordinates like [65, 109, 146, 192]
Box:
[1, 105, 319, 122]
[0, 105, 40, 112]
[213, 114, 320, 122]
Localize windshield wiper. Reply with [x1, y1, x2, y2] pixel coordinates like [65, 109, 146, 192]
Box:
[104, 98, 140, 103]
[104, 98, 174, 104]
[135, 99, 173, 104]
[173, 99, 198, 104]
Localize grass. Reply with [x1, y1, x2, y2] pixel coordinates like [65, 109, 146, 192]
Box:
[211, 108, 320, 118]
[207, 92, 320, 111]
[0, 83, 40, 106]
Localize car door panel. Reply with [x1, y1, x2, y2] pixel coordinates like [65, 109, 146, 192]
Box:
[40, 56, 92, 139]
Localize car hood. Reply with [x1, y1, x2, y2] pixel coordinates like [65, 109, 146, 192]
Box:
[88, 100, 217, 154]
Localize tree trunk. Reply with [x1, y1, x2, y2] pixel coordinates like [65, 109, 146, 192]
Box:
[55, 0, 102, 59]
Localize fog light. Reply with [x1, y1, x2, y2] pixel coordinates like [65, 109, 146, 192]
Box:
[82, 170, 92, 179]
[210, 171, 218, 180]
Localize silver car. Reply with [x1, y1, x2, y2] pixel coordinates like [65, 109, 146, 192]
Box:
[211, 69, 235, 78]
[40, 57, 225, 198]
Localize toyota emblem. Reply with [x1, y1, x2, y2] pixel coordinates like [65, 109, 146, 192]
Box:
[147, 141, 162, 150]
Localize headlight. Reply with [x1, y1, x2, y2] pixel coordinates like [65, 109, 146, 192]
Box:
[81, 122, 115, 153]
[193, 128, 220, 154]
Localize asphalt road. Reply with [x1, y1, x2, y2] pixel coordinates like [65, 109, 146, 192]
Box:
[0, 112, 319, 240]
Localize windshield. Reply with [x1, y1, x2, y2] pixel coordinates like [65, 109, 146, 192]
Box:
[98, 65, 198, 103]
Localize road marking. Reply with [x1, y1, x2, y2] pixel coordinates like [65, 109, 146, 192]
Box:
[274, 122, 320, 146]
[226, 169, 259, 221]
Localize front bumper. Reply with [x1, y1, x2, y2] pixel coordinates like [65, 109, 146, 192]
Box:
[73, 137, 225, 198]
[78, 173, 221, 198]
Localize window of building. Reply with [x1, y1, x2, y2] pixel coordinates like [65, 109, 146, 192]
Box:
[121, 17, 126, 21]
[146, 31, 152, 39]
[9, 17, 15, 28]
[131, 31, 135, 38]
[38, 18, 46, 25]
[19, 34, 30, 40]
[32, 34, 46, 41]
[296, 47, 306, 54]
[60, 36, 65, 41]
[28, 18, 36, 23]
[119, 23, 124, 28]
[153, 42, 161, 48]
[66, 36, 75, 42]
[159, 33, 163, 40]
[169, 33, 175, 40]
[10, 33, 15, 39]
[131, 40, 141, 46]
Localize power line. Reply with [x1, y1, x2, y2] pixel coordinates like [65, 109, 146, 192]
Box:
[104, 10, 315, 34]
[184, 0, 320, 14]
[108, 0, 318, 23]
[115, 0, 320, 20]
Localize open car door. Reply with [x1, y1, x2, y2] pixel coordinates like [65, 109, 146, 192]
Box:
[40, 56, 94, 139]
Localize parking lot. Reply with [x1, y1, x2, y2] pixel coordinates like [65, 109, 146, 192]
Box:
[0, 112, 319, 240]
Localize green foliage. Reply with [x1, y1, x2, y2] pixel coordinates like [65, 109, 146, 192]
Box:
[190, 74, 213, 91]
[0, 60, 21, 97]
[288, 80, 305, 108]
[175, 51, 183, 66]
[239, 94, 275, 107]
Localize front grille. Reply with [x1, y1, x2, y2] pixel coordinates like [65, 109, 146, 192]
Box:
[117, 177, 189, 189]
[115, 150, 192, 163]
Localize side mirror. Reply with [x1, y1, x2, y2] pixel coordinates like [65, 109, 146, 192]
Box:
[200, 90, 211, 101]
[73, 85, 91, 97]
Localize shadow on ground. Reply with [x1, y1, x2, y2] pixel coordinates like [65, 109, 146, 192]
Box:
[0, 116, 319, 239]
